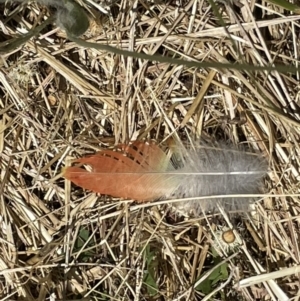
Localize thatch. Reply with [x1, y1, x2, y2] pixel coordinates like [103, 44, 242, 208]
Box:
[1, 0, 300, 300]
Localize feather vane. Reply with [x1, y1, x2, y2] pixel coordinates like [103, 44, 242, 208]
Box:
[63, 141, 179, 201]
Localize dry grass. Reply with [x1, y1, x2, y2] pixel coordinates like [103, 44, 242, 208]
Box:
[1, 0, 300, 300]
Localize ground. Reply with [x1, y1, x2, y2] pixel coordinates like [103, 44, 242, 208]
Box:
[0, 0, 300, 300]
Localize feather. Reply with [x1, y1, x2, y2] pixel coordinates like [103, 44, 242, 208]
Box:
[63, 141, 268, 213]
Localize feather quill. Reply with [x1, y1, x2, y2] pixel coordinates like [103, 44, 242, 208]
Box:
[63, 141, 268, 213]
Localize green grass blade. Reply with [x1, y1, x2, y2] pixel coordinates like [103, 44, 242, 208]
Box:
[265, 0, 300, 13]
[0, 16, 55, 54]
[70, 36, 300, 74]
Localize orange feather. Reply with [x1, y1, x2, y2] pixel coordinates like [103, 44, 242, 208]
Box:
[63, 141, 178, 202]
